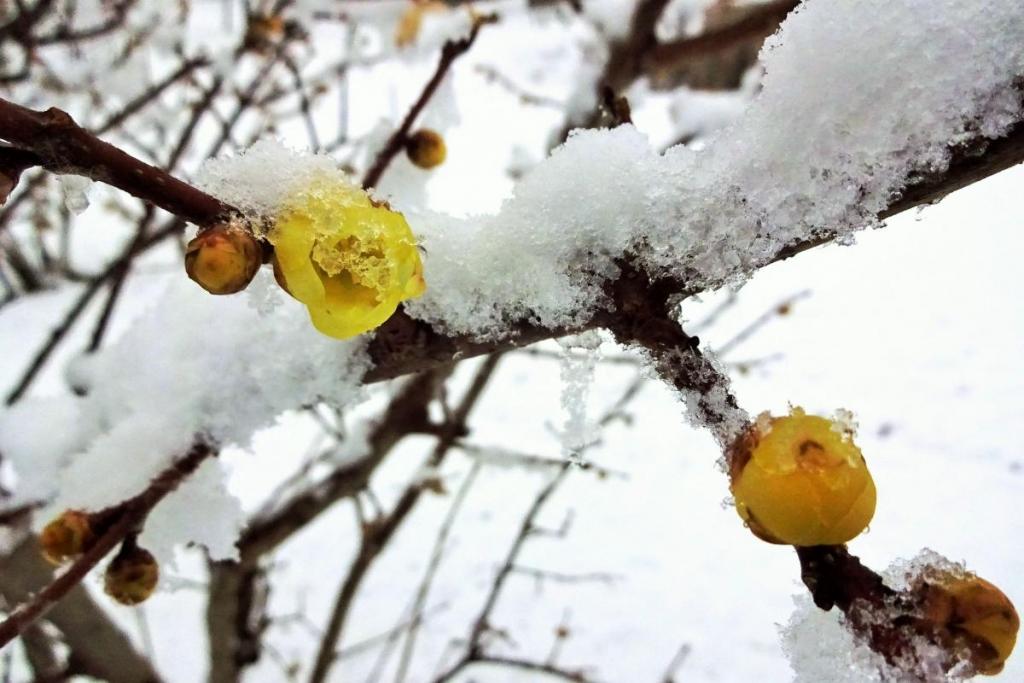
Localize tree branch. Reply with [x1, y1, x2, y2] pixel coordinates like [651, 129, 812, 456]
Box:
[0, 534, 161, 683]
[0, 442, 214, 648]
[365, 114, 1024, 384]
[361, 14, 494, 190]
[645, 0, 799, 71]
[306, 354, 502, 683]
[0, 98, 233, 227]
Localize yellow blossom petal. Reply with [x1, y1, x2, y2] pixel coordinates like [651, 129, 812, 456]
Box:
[270, 178, 425, 339]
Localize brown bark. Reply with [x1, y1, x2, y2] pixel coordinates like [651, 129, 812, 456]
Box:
[0, 535, 161, 682]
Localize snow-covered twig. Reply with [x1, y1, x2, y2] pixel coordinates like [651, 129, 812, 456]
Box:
[0, 441, 214, 648]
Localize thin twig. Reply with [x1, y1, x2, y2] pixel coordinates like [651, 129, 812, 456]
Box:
[361, 15, 494, 190]
[712, 289, 810, 358]
[307, 354, 503, 683]
[0, 442, 214, 647]
[391, 461, 482, 683]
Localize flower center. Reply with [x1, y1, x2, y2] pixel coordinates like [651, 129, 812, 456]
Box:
[311, 234, 389, 305]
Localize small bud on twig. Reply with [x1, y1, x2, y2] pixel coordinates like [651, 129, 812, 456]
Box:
[184, 224, 261, 295]
[405, 129, 447, 169]
[914, 571, 1019, 676]
[104, 541, 159, 606]
[39, 510, 96, 565]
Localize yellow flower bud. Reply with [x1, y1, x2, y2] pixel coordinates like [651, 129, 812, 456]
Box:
[39, 510, 95, 565]
[918, 572, 1019, 676]
[269, 178, 426, 339]
[184, 225, 262, 295]
[729, 408, 876, 546]
[405, 129, 447, 169]
[104, 545, 159, 606]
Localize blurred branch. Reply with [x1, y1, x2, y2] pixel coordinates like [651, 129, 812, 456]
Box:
[659, 642, 692, 683]
[18, 622, 63, 682]
[95, 57, 210, 135]
[206, 368, 451, 683]
[712, 289, 810, 358]
[392, 460, 483, 683]
[431, 364, 650, 683]
[0, 534, 161, 683]
[235, 368, 450, 561]
[4, 216, 184, 405]
[432, 463, 584, 682]
[645, 0, 798, 72]
[34, 0, 136, 45]
[560, 0, 670, 135]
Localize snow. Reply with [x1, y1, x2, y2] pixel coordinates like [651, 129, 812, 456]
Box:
[0, 398, 86, 504]
[405, 0, 1024, 337]
[138, 457, 246, 568]
[782, 596, 894, 683]
[58, 175, 93, 216]
[194, 138, 345, 232]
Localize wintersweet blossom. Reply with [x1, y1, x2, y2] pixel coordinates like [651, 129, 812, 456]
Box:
[917, 571, 1019, 675]
[729, 408, 876, 546]
[270, 178, 425, 339]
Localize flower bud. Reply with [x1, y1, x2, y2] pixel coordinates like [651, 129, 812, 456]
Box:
[728, 408, 876, 546]
[184, 225, 261, 295]
[39, 510, 95, 565]
[104, 545, 159, 606]
[918, 572, 1019, 675]
[271, 252, 293, 298]
[405, 129, 446, 169]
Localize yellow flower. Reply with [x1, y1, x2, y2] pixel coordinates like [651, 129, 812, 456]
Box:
[918, 571, 1019, 675]
[269, 178, 425, 339]
[729, 408, 876, 546]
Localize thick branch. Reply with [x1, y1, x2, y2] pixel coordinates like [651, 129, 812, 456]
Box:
[366, 116, 1024, 383]
[0, 98, 233, 226]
